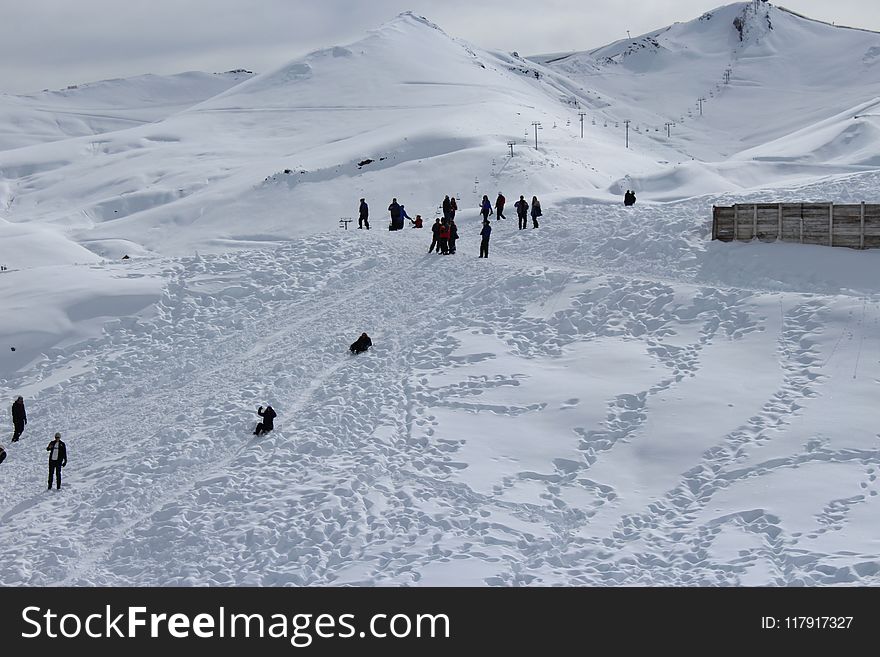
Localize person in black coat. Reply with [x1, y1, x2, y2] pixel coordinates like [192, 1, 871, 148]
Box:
[11, 396, 26, 442]
[428, 218, 442, 253]
[47, 432, 67, 489]
[254, 405, 277, 436]
[388, 198, 402, 230]
[515, 195, 529, 230]
[0, 443, 7, 465]
[358, 198, 370, 229]
[350, 332, 372, 354]
[448, 219, 459, 254]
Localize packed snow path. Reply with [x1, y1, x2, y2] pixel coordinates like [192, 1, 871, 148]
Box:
[1, 189, 879, 586]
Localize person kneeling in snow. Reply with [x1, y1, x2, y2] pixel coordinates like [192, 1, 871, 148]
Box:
[349, 332, 372, 355]
[254, 404, 277, 436]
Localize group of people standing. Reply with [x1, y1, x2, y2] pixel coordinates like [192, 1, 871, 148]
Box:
[624, 190, 637, 206]
[356, 191, 545, 259]
[480, 193, 542, 230]
[2, 396, 69, 490]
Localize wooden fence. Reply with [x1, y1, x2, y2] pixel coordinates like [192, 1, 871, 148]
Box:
[712, 203, 880, 249]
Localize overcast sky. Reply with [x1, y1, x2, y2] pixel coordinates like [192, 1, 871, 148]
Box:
[2, 0, 878, 94]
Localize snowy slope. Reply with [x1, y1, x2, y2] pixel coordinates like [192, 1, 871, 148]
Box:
[0, 13, 661, 257]
[1, 4, 880, 587]
[535, 2, 880, 186]
[0, 71, 255, 151]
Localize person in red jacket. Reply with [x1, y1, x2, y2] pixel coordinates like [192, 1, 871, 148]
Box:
[438, 220, 451, 255]
[495, 193, 506, 220]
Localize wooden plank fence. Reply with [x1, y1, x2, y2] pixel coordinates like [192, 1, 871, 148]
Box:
[712, 203, 880, 249]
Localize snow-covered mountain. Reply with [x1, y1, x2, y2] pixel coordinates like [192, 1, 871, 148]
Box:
[1, 4, 879, 587]
[0, 70, 255, 151]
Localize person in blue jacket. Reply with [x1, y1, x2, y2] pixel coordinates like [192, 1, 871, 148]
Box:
[399, 204, 412, 230]
[479, 219, 492, 258]
[480, 195, 493, 222]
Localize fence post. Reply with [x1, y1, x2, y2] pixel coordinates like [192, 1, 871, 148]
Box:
[753, 204, 758, 240]
[797, 204, 803, 243]
[829, 202, 833, 247]
[734, 204, 739, 242]
[777, 204, 782, 241]
[860, 201, 865, 249]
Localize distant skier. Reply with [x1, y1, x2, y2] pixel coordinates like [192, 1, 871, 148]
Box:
[495, 193, 506, 220]
[358, 198, 370, 229]
[429, 218, 442, 253]
[46, 432, 67, 490]
[11, 396, 26, 443]
[530, 196, 542, 228]
[479, 219, 492, 258]
[515, 195, 529, 230]
[448, 218, 459, 254]
[388, 198, 402, 231]
[254, 404, 277, 436]
[350, 332, 372, 354]
[480, 195, 493, 222]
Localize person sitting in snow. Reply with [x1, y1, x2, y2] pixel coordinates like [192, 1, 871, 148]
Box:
[411, 214, 423, 228]
[349, 332, 372, 355]
[254, 404, 277, 436]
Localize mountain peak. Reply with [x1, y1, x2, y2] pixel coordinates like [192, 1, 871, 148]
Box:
[388, 11, 442, 31]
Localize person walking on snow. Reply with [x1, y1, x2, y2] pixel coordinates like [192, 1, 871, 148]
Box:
[11, 396, 26, 443]
[254, 404, 277, 436]
[480, 195, 493, 222]
[479, 219, 492, 258]
[495, 193, 506, 220]
[46, 432, 67, 490]
[358, 198, 370, 229]
[530, 196, 542, 228]
[515, 195, 529, 230]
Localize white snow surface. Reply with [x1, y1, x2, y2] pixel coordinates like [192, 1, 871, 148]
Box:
[1, 4, 879, 586]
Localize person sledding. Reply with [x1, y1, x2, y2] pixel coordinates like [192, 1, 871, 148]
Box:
[254, 404, 277, 436]
[350, 332, 372, 354]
